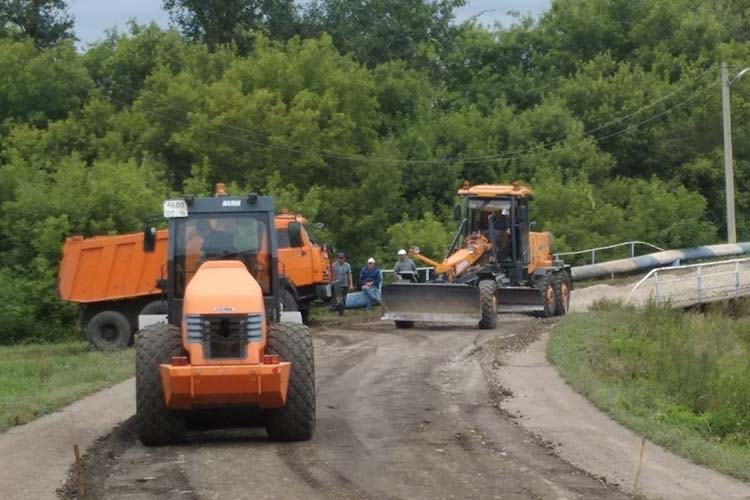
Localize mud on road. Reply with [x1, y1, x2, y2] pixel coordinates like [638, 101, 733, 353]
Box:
[67, 315, 630, 500]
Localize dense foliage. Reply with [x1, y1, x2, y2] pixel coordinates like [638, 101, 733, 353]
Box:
[0, 0, 74, 47]
[1, 0, 749, 341]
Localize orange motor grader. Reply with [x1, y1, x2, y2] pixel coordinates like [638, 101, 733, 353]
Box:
[382, 183, 572, 329]
[136, 188, 315, 445]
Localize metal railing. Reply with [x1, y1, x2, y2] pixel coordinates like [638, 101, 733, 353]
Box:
[626, 257, 750, 307]
[382, 266, 434, 282]
[554, 241, 665, 265]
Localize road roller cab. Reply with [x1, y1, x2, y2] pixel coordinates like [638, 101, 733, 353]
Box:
[136, 186, 315, 445]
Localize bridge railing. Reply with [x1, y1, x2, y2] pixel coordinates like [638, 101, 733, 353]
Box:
[626, 258, 750, 307]
[553, 241, 664, 265]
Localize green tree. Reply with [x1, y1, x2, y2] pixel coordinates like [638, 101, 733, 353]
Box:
[303, 0, 466, 67]
[163, 0, 299, 53]
[0, 0, 74, 47]
[0, 38, 91, 127]
[386, 212, 453, 263]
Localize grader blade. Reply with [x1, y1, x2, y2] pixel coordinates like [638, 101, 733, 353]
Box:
[497, 286, 545, 313]
[381, 283, 481, 323]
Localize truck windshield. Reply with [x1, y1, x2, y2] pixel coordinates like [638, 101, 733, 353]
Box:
[173, 213, 271, 297]
[302, 224, 317, 244]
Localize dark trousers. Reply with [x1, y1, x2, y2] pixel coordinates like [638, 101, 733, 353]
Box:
[334, 284, 348, 315]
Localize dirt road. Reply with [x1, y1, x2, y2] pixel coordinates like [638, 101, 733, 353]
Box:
[75, 316, 628, 500]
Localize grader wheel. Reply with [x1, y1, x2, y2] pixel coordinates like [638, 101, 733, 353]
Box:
[554, 273, 571, 316]
[541, 276, 557, 318]
[478, 280, 498, 329]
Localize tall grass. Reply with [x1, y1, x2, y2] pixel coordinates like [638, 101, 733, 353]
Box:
[548, 301, 750, 481]
[0, 342, 134, 431]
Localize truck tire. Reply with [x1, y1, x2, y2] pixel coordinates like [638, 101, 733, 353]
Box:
[478, 280, 498, 329]
[265, 323, 315, 441]
[140, 300, 168, 315]
[86, 310, 132, 351]
[554, 273, 571, 316]
[282, 289, 298, 312]
[394, 320, 415, 329]
[541, 275, 557, 318]
[136, 323, 187, 446]
[300, 307, 311, 324]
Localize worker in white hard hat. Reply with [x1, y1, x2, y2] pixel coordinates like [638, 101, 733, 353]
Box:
[393, 248, 417, 275]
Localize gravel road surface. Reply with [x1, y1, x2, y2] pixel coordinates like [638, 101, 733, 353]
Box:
[73, 316, 629, 500]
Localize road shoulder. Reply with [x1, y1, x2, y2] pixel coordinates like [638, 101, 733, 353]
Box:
[0, 378, 134, 500]
[496, 332, 750, 500]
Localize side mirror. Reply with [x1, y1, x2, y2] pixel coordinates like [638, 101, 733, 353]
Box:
[453, 205, 461, 221]
[288, 222, 303, 248]
[143, 226, 157, 252]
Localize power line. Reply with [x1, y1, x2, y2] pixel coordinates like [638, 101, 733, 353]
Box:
[111, 73, 720, 164]
[563, 66, 716, 141]
[73, 60, 720, 166]
[589, 79, 720, 143]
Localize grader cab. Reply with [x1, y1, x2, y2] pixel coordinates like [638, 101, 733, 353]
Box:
[136, 187, 315, 445]
[382, 183, 572, 329]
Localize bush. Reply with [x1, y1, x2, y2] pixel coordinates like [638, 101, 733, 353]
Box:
[0, 268, 77, 344]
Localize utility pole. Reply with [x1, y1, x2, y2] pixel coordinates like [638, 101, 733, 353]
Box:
[721, 62, 737, 243]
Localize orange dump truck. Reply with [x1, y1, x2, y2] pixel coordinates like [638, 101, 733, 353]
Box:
[58, 215, 332, 349]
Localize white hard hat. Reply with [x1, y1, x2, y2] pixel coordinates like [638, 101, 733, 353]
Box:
[398, 249, 407, 255]
[367, 257, 375, 263]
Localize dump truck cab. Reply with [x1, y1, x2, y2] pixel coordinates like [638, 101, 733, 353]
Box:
[136, 187, 315, 445]
[275, 212, 333, 320]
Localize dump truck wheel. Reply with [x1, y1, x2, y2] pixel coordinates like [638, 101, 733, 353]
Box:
[86, 310, 132, 351]
[553, 273, 570, 316]
[265, 323, 316, 441]
[282, 289, 298, 312]
[136, 323, 187, 446]
[541, 275, 557, 318]
[300, 307, 311, 324]
[478, 280, 498, 329]
[140, 300, 168, 315]
[394, 320, 415, 329]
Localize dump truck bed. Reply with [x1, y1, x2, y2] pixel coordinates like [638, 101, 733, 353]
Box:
[58, 218, 332, 306]
[58, 230, 169, 303]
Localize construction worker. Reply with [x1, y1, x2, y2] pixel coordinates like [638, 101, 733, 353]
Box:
[359, 257, 381, 310]
[393, 249, 417, 277]
[198, 218, 237, 259]
[332, 252, 353, 316]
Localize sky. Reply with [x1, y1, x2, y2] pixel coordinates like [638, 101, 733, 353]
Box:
[69, 1, 552, 47]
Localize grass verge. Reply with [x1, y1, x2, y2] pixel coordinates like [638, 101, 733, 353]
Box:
[548, 301, 750, 482]
[0, 342, 133, 432]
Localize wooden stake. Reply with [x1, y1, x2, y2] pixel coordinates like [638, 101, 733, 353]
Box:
[633, 437, 646, 495]
[74, 444, 85, 498]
